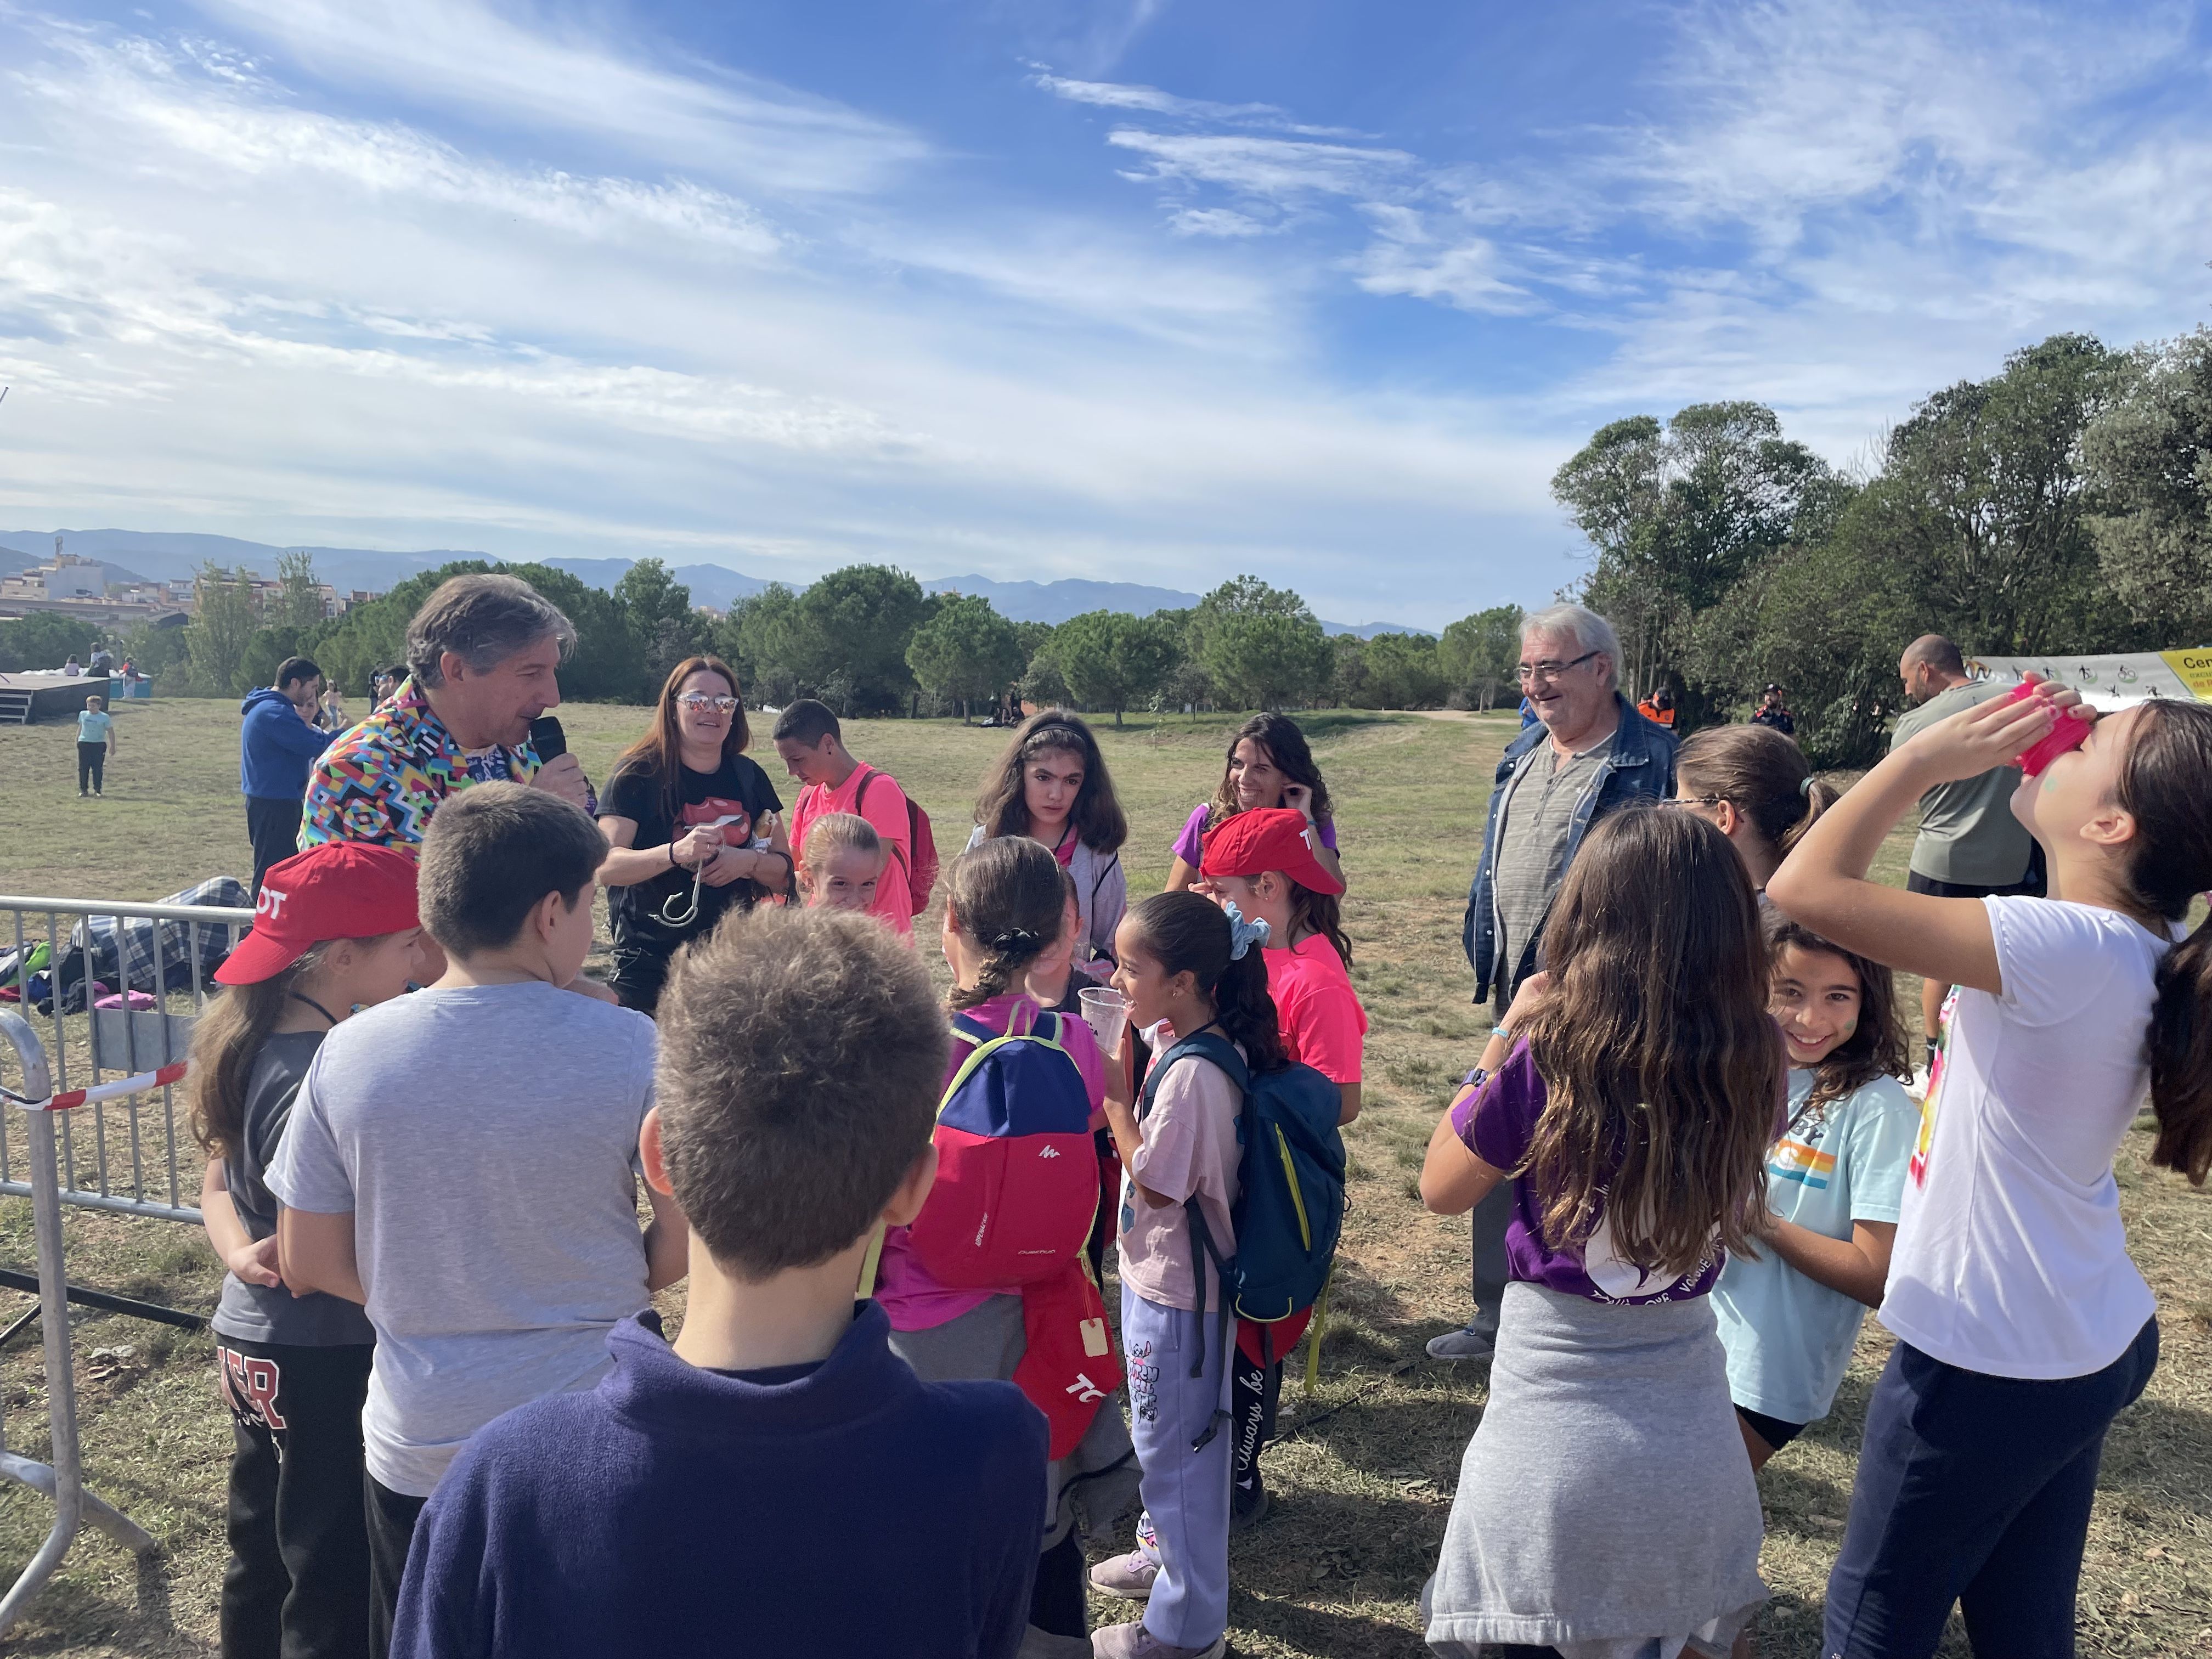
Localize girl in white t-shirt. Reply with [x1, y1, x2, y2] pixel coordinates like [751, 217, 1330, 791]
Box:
[1768, 684, 2212, 1658]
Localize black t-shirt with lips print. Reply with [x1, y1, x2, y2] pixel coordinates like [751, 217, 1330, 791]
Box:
[603, 755, 784, 963]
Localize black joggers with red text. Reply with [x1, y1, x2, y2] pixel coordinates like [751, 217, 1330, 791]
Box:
[217, 1336, 374, 1659]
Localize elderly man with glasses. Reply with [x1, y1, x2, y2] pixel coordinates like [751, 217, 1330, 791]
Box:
[1428, 603, 1679, 1364]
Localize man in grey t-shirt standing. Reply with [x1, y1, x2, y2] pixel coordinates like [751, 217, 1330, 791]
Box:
[1891, 634, 2045, 1060]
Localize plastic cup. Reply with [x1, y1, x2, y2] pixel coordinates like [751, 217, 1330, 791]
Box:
[1079, 986, 1131, 1054]
[2006, 680, 2094, 777]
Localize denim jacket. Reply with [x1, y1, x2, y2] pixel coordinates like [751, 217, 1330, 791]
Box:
[1461, 692, 1678, 1004]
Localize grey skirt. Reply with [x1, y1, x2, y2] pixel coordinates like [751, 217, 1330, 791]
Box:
[1423, 1280, 1767, 1659]
[888, 1294, 1140, 1553]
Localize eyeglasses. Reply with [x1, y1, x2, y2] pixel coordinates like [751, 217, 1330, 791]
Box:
[1516, 650, 1600, 684]
[1662, 793, 1724, 809]
[679, 695, 740, 713]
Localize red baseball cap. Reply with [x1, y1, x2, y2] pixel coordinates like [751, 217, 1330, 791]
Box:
[217, 844, 423, 985]
[1199, 807, 1344, 896]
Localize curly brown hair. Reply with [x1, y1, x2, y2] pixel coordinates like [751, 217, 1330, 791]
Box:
[1515, 805, 1782, 1278]
[1765, 913, 1911, 1118]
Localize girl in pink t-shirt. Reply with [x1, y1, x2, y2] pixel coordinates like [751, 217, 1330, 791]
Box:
[1190, 805, 1367, 1526]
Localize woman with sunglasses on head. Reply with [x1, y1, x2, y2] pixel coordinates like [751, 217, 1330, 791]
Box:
[597, 656, 792, 1014]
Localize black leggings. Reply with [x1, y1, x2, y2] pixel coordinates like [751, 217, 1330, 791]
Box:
[77, 742, 106, 793]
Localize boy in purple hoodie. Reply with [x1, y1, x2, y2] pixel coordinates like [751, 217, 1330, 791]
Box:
[390, 907, 1047, 1659]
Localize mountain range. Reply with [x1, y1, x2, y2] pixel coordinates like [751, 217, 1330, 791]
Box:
[0, 531, 1429, 637]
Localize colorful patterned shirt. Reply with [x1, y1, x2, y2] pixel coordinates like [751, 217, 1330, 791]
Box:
[299, 678, 585, 851]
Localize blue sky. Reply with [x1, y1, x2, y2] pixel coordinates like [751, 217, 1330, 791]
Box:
[3, 1, 2209, 628]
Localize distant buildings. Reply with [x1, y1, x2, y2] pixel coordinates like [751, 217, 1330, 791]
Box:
[0, 544, 381, 626]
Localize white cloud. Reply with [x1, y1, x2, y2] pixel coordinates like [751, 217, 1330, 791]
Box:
[1030, 70, 1364, 137]
[1168, 207, 1272, 238]
[1348, 211, 1534, 315]
[15, 32, 786, 258]
[1106, 129, 1414, 200]
[182, 0, 928, 194]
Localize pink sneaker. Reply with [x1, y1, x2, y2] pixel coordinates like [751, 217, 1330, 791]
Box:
[1088, 1621, 1225, 1659]
[1087, 1549, 1159, 1601]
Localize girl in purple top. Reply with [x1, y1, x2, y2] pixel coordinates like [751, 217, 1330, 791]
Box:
[1165, 713, 1343, 894]
[1416, 806, 1783, 1659]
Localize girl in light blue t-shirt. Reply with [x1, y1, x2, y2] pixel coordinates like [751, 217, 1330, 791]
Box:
[1712, 914, 1918, 1466]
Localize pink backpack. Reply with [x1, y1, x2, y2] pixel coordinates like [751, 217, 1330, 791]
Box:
[905, 1005, 1098, 1288]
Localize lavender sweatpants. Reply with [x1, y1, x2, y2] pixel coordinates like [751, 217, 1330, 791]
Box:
[1123, 1283, 1233, 1650]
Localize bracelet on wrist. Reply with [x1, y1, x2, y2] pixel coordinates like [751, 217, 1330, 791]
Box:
[1491, 1024, 1511, 1041]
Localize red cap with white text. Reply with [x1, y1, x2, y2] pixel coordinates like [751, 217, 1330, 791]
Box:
[1199, 806, 1345, 896]
[216, 844, 422, 985]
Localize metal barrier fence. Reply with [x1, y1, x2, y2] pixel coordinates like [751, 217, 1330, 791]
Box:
[0, 1011, 158, 1634]
[0, 892, 255, 1223]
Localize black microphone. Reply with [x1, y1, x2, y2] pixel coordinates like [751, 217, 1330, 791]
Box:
[528, 715, 567, 761]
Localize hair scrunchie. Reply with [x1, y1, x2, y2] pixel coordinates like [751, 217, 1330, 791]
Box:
[1220, 900, 1272, 962]
[1798, 775, 1816, 799]
[990, 928, 1040, 952]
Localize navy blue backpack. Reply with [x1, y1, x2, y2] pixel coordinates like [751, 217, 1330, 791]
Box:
[1137, 1030, 1346, 1437]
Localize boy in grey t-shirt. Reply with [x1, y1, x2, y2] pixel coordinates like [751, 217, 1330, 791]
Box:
[270, 785, 687, 1657]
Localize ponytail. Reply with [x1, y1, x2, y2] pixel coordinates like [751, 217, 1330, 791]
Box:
[2149, 923, 2212, 1183]
[2113, 700, 2212, 1186]
[1678, 725, 1832, 856]
[1125, 891, 1286, 1071]
[943, 837, 1064, 1013]
[1775, 776, 1839, 857]
[186, 947, 328, 1156]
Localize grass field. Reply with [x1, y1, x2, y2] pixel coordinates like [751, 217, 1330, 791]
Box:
[1, 696, 2207, 1657]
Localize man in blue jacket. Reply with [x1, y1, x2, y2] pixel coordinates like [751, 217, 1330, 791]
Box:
[241, 656, 334, 899]
[1430, 605, 1678, 1363]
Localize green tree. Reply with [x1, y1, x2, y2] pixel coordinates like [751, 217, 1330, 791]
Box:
[719, 584, 806, 706]
[183, 564, 261, 696]
[614, 558, 709, 699]
[276, 549, 327, 630]
[2085, 328, 2212, 645]
[1010, 620, 1069, 709]
[803, 566, 932, 713]
[239, 625, 309, 691]
[905, 594, 1023, 720]
[1687, 489, 1919, 766]
[1052, 610, 1182, 726]
[0, 613, 101, 673]
[1553, 403, 1844, 719]
[1437, 605, 1524, 709]
[1361, 632, 1447, 708]
[1328, 636, 1368, 707]
[300, 559, 639, 701]
[1878, 332, 2136, 654]
[1191, 577, 1332, 710]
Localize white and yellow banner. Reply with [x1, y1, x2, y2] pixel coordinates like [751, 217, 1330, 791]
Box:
[1969, 648, 2212, 710]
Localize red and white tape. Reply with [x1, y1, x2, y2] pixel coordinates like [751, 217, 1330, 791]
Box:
[41, 1061, 188, 1112]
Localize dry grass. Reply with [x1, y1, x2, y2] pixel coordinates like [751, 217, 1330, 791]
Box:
[0, 697, 2207, 1657]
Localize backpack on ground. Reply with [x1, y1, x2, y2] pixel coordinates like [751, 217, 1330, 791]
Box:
[853, 767, 939, 916]
[1138, 1030, 1346, 1424]
[907, 1005, 1099, 1288]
